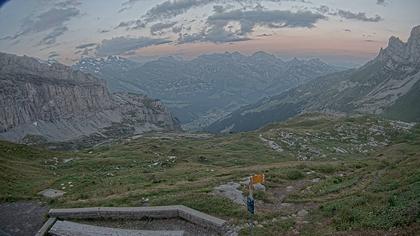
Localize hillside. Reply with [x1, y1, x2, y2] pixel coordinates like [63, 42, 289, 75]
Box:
[207, 25, 420, 133]
[0, 52, 180, 144]
[74, 52, 341, 129]
[1, 114, 419, 235]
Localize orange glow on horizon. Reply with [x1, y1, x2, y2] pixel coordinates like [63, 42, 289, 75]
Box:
[134, 34, 387, 61]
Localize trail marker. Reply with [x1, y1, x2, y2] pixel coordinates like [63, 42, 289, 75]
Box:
[250, 174, 265, 185]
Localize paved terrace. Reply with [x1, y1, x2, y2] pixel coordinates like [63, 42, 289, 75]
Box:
[36, 205, 237, 236]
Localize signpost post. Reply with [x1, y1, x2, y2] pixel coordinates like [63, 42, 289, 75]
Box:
[247, 174, 265, 236]
[247, 192, 255, 236]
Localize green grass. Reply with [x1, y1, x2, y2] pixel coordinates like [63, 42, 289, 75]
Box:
[1, 114, 419, 235]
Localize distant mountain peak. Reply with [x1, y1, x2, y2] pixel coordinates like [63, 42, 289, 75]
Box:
[308, 58, 325, 64]
[410, 25, 420, 39]
[252, 51, 272, 56]
[377, 25, 420, 65]
[287, 57, 303, 65]
[250, 51, 277, 61]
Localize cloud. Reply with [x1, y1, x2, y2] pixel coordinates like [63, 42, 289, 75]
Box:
[150, 22, 177, 35]
[39, 26, 68, 45]
[121, 0, 142, 6]
[75, 43, 97, 49]
[26, 8, 79, 32]
[115, 19, 145, 30]
[315, 6, 383, 23]
[54, 0, 81, 8]
[48, 51, 60, 59]
[376, 0, 386, 5]
[179, 25, 251, 43]
[98, 29, 110, 33]
[178, 9, 325, 44]
[116, 0, 315, 33]
[213, 5, 225, 14]
[337, 10, 382, 22]
[119, 0, 145, 12]
[81, 48, 92, 56]
[95, 36, 172, 56]
[208, 9, 326, 34]
[316, 5, 329, 14]
[172, 25, 183, 33]
[213, 4, 235, 14]
[142, 0, 313, 22]
[144, 0, 214, 22]
[3, 7, 79, 43]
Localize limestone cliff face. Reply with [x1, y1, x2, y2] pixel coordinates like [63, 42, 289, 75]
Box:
[355, 25, 420, 114]
[377, 25, 420, 67]
[0, 52, 180, 143]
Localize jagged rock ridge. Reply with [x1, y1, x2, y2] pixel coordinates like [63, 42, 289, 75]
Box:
[0, 52, 180, 143]
[207, 25, 420, 133]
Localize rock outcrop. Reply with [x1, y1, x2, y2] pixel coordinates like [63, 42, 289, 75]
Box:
[0, 52, 180, 143]
[377, 25, 420, 65]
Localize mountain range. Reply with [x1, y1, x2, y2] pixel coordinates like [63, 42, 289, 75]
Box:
[74, 52, 342, 129]
[207, 25, 420, 133]
[0, 52, 180, 144]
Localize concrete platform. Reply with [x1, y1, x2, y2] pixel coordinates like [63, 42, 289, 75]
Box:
[49, 220, 184, 236]
[38, 205, 237, 236]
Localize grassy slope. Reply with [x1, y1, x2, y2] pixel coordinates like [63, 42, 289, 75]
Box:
[0, 115, 419, 235]
[383, 79, 420, 122]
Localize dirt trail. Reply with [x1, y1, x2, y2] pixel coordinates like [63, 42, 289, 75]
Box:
[259, 179, 318, 215]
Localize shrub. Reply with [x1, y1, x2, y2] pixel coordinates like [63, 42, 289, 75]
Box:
[286, 169, 304, 180]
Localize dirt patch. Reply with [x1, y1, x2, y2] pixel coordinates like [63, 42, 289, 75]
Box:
[0, 201, 49, 236]
[257, 179, 318, 231]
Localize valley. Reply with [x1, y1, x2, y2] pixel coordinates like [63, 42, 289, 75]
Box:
[74, 52, 341, 130]
[208, 26, 420, 133]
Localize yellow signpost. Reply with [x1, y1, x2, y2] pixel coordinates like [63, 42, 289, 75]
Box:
[250, 174, 265, 185]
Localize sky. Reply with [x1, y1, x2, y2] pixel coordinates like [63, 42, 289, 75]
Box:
[0, 0, 419, 67]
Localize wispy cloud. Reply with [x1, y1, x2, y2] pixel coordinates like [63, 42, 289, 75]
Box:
[95, 36, 172, 56]
[39, 26, 68, 45]
[208, 9, 326, 33]
[75, 43, 97, 49]
[54, 0, 81, 8]
[2, 7, 80, 44]
[150, 22, 177, 35]
[376, 0, 387, 6]
[179, 9, 325, 43]
[337, 10, 382, 22]
[48, 51, 60, 59]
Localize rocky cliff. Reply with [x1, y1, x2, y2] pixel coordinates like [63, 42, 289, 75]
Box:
[0, 52, 180, 143]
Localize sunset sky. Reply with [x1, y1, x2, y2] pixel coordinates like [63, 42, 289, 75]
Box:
[0, 0, 419, 67]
